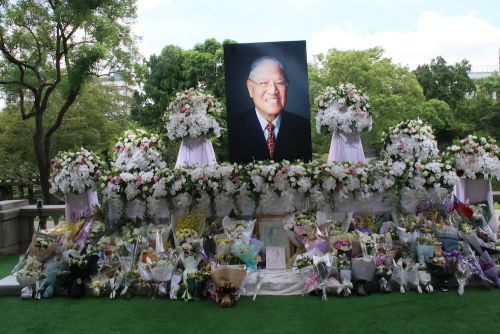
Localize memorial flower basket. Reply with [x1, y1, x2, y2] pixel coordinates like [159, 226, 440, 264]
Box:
[315, 83, 372, 163]
[164, 88, 223, 167]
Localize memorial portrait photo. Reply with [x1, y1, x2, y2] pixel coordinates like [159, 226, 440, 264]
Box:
[224, 41, 312, 163]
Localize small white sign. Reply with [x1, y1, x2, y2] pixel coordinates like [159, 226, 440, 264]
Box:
[266, 246, 286, 269]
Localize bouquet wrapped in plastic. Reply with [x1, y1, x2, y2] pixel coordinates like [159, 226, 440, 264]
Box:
[148, 252, 177, 298]
[416, 234, 436, 263]
[292, 249, 323, 295]
[313, 253, 334, 301]
[455, 257, 473, 296]
[479, 250, 500, 287]
[327, 253, 352, 297]
[392, 259, 408, 293]
[221, 216, 255, 245]
[426, 249, 460, 291]
[233, 244, 258, 272]
[374, 254, 393, 293]
[15, 256, 45, 299]
[352, 257, 376, 296]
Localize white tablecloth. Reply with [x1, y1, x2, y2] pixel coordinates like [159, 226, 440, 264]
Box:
[175, 137, 217, 168]
[328, 130, 366, 163]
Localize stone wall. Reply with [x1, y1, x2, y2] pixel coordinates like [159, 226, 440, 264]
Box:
[0, 200, 32, 255]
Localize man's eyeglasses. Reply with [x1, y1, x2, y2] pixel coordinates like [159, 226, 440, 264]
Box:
[249, 79, 288, 89]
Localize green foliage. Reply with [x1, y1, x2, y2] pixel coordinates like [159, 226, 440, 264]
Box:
[0, 80, 133, 178]
[413, 56, 475, 109]
[309, 47, 425, 156]
[131, 38, 233, 161]
[0, 0, 140, 201]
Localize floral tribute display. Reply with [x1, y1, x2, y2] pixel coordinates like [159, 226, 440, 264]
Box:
[314, 83, 372, 134]
[102, 129, 167, 222]
[380, 119, 457, 212]
[163, 88, 223, 140]
[445, 135, 500, 180]
[28, 116, 500, 307]
[50, 147, 104, 195]
[50, 147, 104, 222]
[381, 118, 439, 163]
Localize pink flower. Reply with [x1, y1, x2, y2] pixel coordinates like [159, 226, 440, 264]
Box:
[136, 175, 143, 185]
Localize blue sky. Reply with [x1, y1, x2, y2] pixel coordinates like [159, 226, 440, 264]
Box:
[135, 0, 500, 69]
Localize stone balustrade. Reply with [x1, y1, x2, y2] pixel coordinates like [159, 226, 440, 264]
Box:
[0, 200, 65, 255]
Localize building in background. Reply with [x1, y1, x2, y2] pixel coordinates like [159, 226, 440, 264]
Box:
[102, 73, 135, 114]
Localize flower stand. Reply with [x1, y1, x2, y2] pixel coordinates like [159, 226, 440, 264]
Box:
[175, 137, 217, 168]
[64, 190, 99, 223]
[328, 130, 366, 163]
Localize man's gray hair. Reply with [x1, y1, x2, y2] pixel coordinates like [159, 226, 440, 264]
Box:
[248, 56, 287, 81]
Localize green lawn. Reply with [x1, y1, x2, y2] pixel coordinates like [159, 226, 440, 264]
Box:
[1, 256, 500, 333]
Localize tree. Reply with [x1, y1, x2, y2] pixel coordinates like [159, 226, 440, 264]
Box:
[309, 47, 425, 157]
[456, 72, 500, 141]
[0, 0, 139, 202]
[131, 38, 236, 161]
[0, 79, 133, 182]
[413, 56, 475, 109]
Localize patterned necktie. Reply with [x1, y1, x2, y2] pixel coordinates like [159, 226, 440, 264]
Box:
[265, 122, 275, 159]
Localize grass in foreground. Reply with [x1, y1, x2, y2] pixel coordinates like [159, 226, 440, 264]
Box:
[2, 256, 500, 334]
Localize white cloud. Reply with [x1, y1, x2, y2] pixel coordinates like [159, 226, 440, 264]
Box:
[309, 11, 500, 69]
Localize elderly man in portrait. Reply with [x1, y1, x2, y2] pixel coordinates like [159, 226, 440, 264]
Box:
[229, 56, 312, 163]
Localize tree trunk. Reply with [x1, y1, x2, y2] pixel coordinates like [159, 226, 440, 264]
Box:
[33, 114, 54, 204]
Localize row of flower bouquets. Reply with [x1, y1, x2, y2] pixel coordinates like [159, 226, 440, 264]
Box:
[13, 200, 500, 306]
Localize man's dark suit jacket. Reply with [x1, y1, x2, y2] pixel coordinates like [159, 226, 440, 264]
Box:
[229, 109, 312, 163]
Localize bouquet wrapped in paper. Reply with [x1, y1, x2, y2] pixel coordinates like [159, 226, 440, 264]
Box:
[330, 233, 353, 258]
[210, 265, 247, 307]
[28, 232, 61, 263]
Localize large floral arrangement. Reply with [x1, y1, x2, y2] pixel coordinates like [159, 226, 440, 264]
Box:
[379, 119, 457, 211]
[102, 130, 167, 220]
[445, 135, 500, 180]
[112, 129, 166, 173]
[381, 118, 439, 162]
[314, 83, 372, 134]
[50, 147, 104, 195]
[164, 88, 223, 140]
